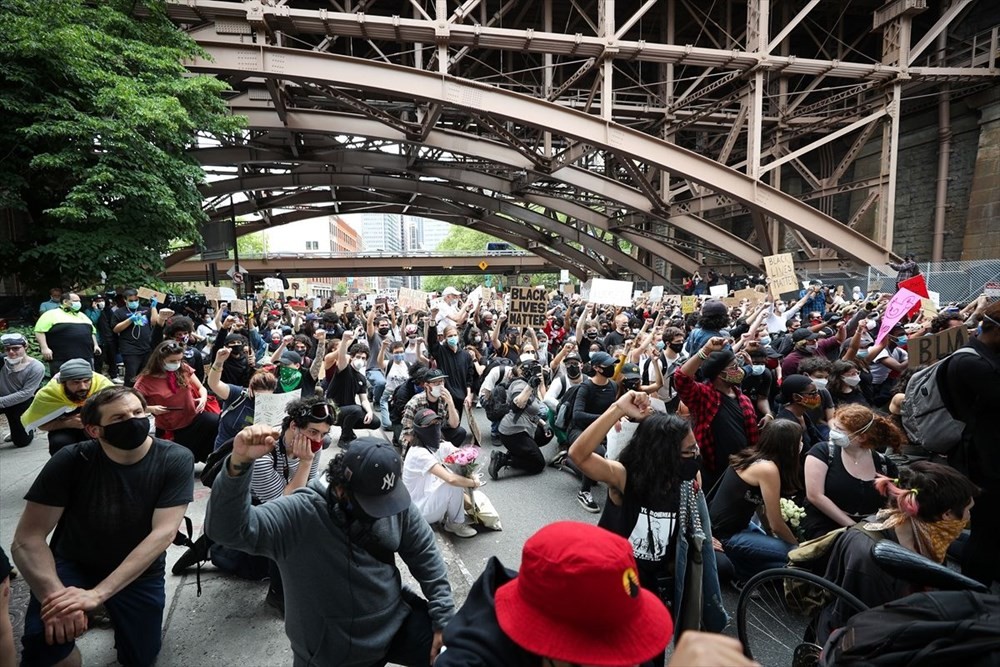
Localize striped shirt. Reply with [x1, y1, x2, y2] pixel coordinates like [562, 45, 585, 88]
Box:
[250, 440, 322, 503]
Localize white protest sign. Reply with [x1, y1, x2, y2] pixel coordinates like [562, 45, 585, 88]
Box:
[633, 289, 644, 301]
[253, 390, 302, 428]
[649, 286, 664, 301]
[588, 278, 634, 307]
[709, 284, 729, 298]
[607, 420, 639, 461]
[927, 290, 940, 307]
[219, 286, 237, 302]
[397, 287, 429, 310]
[263, 278, 284, 292]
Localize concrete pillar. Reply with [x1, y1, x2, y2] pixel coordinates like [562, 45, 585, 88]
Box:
[960, 88, 1000, 261]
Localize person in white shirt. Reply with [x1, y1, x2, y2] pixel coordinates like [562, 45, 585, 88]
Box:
[764, 292, 812, 335]
[435, 287, 472, 330]
[401, 408, 482, 538]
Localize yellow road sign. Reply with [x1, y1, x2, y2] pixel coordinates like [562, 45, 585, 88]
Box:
[478, 260, 489, 271]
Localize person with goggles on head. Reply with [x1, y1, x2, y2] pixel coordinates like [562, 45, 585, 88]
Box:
[0, 333, 46, 448]
[133, 340, 218, 463]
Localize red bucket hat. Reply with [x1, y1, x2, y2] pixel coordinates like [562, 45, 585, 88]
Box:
[495, 522, 673, 665]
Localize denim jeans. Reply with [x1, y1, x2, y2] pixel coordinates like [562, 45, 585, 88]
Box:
[366, 368, 390, 427]
[722, 522, 793, 582]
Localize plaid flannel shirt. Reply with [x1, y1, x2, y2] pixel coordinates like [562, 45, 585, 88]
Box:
[674, 367, 760, 472]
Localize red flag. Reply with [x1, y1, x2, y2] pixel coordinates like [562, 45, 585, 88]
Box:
[897, 274, 928, 318]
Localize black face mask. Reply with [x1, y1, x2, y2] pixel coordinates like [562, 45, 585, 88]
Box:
[668, 342, 685, 353]
[227, 346, 244, 358]
[586, 332, 598, 340]
[623, 379, 641, 391]
[679, 455, 702, 481]
[377, 328, 390, 337]
[101, 417, 150, 451]
[595, 365, 615, 378]
[414, 424, 443, 451]
[565, 364, 582, 379]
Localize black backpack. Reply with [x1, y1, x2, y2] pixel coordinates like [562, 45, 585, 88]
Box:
[821, 591, 1000, 666]
[553, 383, 584, 432]
[389, 380, 418, 425]
[484, 366, 516, 422]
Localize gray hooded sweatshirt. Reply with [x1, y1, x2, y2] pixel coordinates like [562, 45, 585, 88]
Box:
[206, 460, 455, 667]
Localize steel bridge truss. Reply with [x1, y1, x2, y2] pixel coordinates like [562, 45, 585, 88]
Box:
[157, 0, 999, 282]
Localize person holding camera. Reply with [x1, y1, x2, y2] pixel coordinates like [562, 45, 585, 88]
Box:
[488, 357, 550, 481]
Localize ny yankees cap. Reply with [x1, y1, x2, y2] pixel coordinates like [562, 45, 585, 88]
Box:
[343, 437, 410, 518]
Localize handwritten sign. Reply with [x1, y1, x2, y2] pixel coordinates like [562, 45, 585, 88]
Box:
[508, 286, 548, 327]
[253, 390, 302, 428]
[913, 326, 969, 367]
[263, 278, 284, 292]
[137, 287, 167, 303]
[919, 298, 938, 321]
[681, 296, 698, 314]
[875, 288, 922, 344]
[649, 286, 664, 302]
[763, 253, 799, 300]
[228, 300, 248, 314]
[219, 287, 237, 302]
[588, 278, 634, 307]
[735, 288, 764, 307]
[397, 287, 429, 311]
[202, 286, 221, 302]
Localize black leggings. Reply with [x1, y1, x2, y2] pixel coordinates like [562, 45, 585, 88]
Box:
[1, 400, 34, 448]
[122, 353, 149, 388]
[499, 431, 545, 475]
[157, 412, 218, 463]
[47, 428, 90, 456]
[566, 428, 606, 492]
[337, 404, 382, 441]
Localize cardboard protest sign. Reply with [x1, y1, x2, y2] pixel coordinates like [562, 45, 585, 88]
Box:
[508, 286, 548, 327]
[263, 278, 284, 292]
[912, 325, 969, 367]
[763, 253, 799, 299]
[735, 288, 764, 306]
[254, 390, 302, 428]
[649, 286, 664, 302]
[681, 296, 698, 314]
[137, 287, 167, 303]
[722, 297, 740, 308]
[202, 286, 221, 302]
[562, 282, 575, 296]
[397, 287, 429, 311]
[588, 278, 634, 307]
[919, 298, 938, 321]
[709, 284, 729, 298]
[228, 300, 248, 314]
[875, 288, 922, 344]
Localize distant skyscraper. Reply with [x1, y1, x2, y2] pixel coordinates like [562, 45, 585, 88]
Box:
[361, 213, 404, 289]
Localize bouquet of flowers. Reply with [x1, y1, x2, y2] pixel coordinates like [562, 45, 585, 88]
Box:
[444, 445, 480, 479]
[780, 497, 806, 539]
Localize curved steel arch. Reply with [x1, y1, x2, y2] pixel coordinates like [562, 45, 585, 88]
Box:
[186, 44, 893, 267]
[220, 103, 766, 266]
[192, 144, 701, 274]
[198, 173, 645, 277]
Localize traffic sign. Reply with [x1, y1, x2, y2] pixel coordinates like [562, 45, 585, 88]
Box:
[478, 260, 489, 271]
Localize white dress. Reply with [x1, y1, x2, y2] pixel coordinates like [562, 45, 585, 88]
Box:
[402, 441, 467, 525]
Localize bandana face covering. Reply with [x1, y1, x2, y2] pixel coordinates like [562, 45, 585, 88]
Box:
[279, 366, 302, 392]
[864, 509, 966, 563]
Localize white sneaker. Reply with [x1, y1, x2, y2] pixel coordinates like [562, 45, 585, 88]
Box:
[443, 521, 477, 538]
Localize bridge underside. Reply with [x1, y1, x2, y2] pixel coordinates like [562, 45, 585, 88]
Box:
[158, 0, 998, 282]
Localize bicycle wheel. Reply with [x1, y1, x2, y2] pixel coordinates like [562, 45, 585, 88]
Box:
[737, 568, 868, 667]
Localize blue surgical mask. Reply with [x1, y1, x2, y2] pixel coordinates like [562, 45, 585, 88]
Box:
[393, 353, 405, 362]
[446, 335, 459, 347]
[759, 336, 771, 347]
[655, 341, 665, 351]
[896, 335, 908, 346]
[750, 364, 766, 376]
[127, 301, 139, 310]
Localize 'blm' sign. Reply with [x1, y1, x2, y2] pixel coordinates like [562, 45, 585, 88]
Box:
[508, 286, 547, 328]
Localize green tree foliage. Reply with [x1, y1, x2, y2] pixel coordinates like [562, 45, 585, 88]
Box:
[0, 0, 243, 292]
[236, 232, 267, 257]
[421, 225, 558, 292]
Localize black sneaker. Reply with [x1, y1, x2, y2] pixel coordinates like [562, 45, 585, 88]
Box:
[488, 450, 505, 480]
[577, 490, 600, 513]
[549, 450, 568, 467]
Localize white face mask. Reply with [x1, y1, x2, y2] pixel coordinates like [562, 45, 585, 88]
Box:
[429, 385, 443, 398]
[812, 378, 828, 389]
[843, 375, 862, 387]
[163, 361, 182, 372]
[352, 358, 367, 371]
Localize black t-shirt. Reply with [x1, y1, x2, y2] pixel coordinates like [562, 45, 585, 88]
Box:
[599, 479, 679, 587]
[327, 366, 367, 407]
[708, 466, 764, 540]
[801, 441, 897, 540]
[571, 379, 618, 429]
[711, 394, 748, 462]
[113, 307, 153, 355]
[740, 369, 773, 413]
[829, 389, 870, 408]
[603, 330, 627, 351]
[44, 321, 94, 363]
[25, 438, 194, 578]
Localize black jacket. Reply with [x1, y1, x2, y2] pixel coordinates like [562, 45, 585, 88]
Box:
[436, 557, 534, 667]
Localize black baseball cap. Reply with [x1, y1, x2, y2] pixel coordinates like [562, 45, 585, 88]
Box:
[620, 362, 641, 379]
[792, 328, 823, 342]
[424, 369, 448, 382]
[343, 438, 410, 518]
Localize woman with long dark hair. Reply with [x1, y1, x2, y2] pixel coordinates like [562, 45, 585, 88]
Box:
[134, 339, 218, 462]
[709, 419, 804, 580]
[568, 390, 727, 659]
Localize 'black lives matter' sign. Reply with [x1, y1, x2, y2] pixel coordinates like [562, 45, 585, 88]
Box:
[508, 286, 548, 328]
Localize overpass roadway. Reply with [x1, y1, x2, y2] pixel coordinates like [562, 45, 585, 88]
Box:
[159, 252, 557, 282]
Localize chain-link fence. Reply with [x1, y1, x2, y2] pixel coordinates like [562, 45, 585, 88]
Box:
[866, 259, 1000, 304]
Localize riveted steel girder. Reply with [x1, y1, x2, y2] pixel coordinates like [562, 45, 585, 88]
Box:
[186, 43, 895, 268]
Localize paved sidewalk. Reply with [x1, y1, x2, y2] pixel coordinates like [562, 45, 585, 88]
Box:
[0, 433, 473, 666]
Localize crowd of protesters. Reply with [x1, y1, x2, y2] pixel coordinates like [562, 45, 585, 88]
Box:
[1, 270, 998, 666]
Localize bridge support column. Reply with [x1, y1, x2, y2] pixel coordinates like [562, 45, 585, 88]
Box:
[961, 87, 1000, 261]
